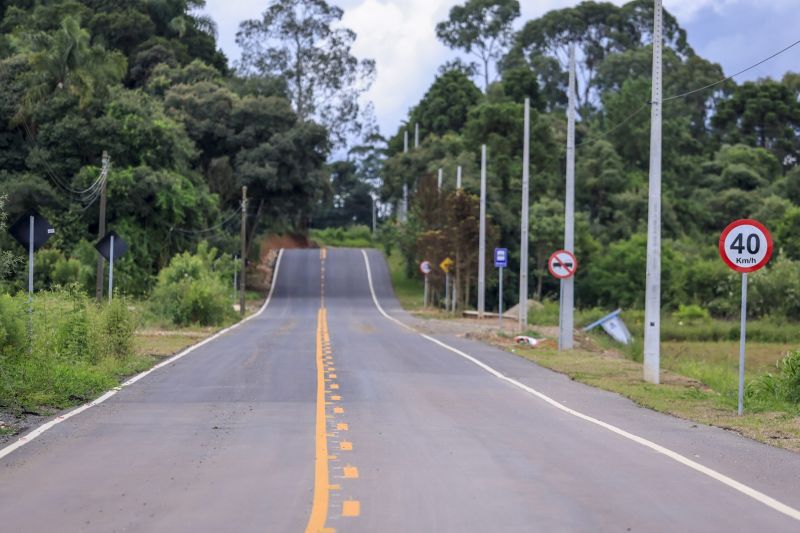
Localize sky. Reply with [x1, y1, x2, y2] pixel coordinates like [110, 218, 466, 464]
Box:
[202, 0, 800, 136]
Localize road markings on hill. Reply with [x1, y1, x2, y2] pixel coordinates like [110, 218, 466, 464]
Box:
[0, 250, 286, 463]
[360, 249, 800, 523]
[306, 253, 360, 533]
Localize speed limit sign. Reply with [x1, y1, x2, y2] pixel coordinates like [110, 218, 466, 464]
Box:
[719, 218, 773, 418]
[719, 219, 773, 273]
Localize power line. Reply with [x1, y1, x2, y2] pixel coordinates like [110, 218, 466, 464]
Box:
[573, 37, 800, 150]
[171, 204, 243, 235]
[662, 37, 800, 103]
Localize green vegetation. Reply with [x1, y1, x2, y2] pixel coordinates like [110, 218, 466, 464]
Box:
[514, 345, 800, 452]
[366, 0, 800, 330]
[0, 287, 145, 412]
[310, 225, 374, 248]
[151, 242, 235, 327]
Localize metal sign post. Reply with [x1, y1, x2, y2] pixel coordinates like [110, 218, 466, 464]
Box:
[420, 261, 432, 308]
[9, 210, 55, 350]
[549, 250, 579, 351]
[96, 231, 129, 303]
[440, 258, 453, 313]
[719, 219, 773, 415]
[495, 248, 509, 329]
[108, 235, 115, 302]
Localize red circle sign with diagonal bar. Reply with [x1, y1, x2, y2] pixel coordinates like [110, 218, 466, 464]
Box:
[548, 250, 578, 279]
[719, 219, 773, 273]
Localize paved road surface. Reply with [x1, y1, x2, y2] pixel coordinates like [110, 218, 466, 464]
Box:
[2, 248, 800, 532]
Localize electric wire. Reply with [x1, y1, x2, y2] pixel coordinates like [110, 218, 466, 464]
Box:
[571, 37, 800, 151]
[661, 37, 800, 103]
[170, 204, 243, 235]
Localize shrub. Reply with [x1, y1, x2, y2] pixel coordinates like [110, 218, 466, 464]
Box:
[103, 297, 136, 359]
[0, 294, 25, 357]
[151, 242, 234, 326]
[673, 304, 710, 322]
[747, 350, 800, 405]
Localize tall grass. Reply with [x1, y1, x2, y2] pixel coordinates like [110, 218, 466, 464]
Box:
[0, 287, 148, 413]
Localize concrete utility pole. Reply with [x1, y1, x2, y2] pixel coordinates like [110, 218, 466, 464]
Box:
[644, 0, 663, 384]
[519, 98, 531, 330]
[401, 130, 409, 223]
[415, 123, 419, 149]
[372, 194, 377, 235]
[457, 166, 462, 189]
[240, 186, 248, 317]
[438, 168, 443, 191]
[559, 45, 577, 351]
[95, 152, 110, 302]
[478, 145, 487, 318]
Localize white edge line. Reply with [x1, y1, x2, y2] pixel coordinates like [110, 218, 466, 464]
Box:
[0, 249, 286, 462]
[360, 248, 800, 522]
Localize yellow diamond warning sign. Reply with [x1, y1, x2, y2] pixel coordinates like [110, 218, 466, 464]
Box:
[440, 257, 454, 273]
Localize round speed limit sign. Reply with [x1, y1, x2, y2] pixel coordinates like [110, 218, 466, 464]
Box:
[719, 219, 773, 273]
[420, 260, 432, 275]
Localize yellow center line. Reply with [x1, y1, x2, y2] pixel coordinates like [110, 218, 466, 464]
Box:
[305, 308, 331, 533]
[305, 251, 359, 531]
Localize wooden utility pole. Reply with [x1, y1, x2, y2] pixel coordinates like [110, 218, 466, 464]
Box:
[95, 152, 109, 302]
[240, 186, 248, 316]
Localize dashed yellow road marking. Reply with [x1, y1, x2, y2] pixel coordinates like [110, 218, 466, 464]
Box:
[330, 384, 340, 390]
[334, 406, 344, 414]
[330, 395, 342, 401]
[340, 441, 353, 451]
[342, 501, 361, 517]
[337, 423, 349, 431]
[343, 466, 359, 479]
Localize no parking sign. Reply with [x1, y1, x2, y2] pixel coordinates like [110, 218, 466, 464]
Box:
[548, 250, 578, 279]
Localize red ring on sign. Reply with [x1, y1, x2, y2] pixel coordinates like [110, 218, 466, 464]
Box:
[718, 219, 773, 273]
[548, 250, 578, 279]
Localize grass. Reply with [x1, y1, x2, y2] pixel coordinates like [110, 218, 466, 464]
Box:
[513, 344, 800, 452]
[387, 252, 426, 311]
[310, 226, 373, 248]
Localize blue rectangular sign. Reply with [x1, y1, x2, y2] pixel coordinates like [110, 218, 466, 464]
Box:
[494, 248, 508, 268]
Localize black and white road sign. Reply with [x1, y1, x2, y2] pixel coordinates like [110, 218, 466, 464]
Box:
[9, 210, 54, 251]
[95, 231, 129, 262]
[719, 219, 772, 273]
[420, 260, 432, 275]
[548, 250, 578, 279]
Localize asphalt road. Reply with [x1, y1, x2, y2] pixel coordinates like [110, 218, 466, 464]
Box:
[2, 248, 800, 532]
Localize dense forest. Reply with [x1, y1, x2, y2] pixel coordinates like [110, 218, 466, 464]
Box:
[1, 0, 799, 323]
[0, 0, 375, 296]
[367, 0, 800, 320]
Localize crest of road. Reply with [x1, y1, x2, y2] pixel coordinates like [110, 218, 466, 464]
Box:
[2, 249, 800, 532]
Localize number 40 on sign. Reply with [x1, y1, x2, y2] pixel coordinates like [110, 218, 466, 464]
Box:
[719, 219, 773, 416]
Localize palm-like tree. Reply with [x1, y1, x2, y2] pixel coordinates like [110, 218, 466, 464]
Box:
[13, 15, 127, 125]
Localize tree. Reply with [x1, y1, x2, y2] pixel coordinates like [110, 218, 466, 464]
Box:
[504, 0, 690, 114]
[0, 194, 20, 280]
[408, 69, 482, 139]
[236, 0, 376, 145]
[435, 0, 520, 91]
[12, 15, 127, 123]
[712, 79, 800, 169]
